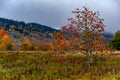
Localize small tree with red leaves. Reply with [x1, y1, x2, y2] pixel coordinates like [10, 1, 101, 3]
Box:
[62, 7, 106, 65]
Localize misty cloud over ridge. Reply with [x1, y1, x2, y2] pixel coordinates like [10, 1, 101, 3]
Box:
[0, 0, 119, 33]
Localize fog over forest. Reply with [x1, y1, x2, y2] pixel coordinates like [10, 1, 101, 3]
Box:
[0, 0, 119, 33]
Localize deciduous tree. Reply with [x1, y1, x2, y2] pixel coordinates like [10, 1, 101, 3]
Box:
[110, 30, 120, 50]
[61, 7, 106, 65]
[0, 29, 14, 50]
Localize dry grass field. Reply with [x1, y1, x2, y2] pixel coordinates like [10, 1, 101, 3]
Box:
[0, 51, 119, 80]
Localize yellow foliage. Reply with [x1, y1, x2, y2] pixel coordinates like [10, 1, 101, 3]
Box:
[79, 45, 83, 49]
[0, 30, 14, 50]
[3, 34, 9, 39]
[48, 42, 54, 51]
[20, 37, 38, 51]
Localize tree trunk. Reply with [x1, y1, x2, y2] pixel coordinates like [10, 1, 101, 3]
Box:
[88, 50, 92, 66]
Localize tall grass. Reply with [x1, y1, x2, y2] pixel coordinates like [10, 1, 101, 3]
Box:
[0, 52, 119, 79]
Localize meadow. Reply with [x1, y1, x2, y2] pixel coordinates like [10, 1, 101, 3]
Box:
[0, 51, 120, 80]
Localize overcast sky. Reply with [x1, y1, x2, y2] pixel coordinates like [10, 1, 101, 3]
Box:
[0, 0, 119, 33]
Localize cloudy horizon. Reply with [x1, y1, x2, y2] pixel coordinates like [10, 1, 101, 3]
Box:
[0, 0, 119, 33]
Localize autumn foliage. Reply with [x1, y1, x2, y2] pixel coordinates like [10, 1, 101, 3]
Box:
[58, 7, 106, 65]
[0, 7, 118, 80]
[0, 7, 108, 58]
[0, 29, 14, 50]
[18, 7, 107, 59]
[20, 37, 34, 51]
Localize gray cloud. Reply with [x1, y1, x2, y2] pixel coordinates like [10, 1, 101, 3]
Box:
[0, 0, 119, 33]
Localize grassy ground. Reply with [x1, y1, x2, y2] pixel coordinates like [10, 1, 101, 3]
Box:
[0, 51, 120, 80]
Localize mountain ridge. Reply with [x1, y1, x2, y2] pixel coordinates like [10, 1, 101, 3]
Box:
[0, 18, 113, 44]
[0, 17, 60, 34]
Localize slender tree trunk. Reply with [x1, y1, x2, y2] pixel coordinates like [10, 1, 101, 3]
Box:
[88, 50, 92, 66]
[88, 39, 93, 66]
[89, 51, 93, 65]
